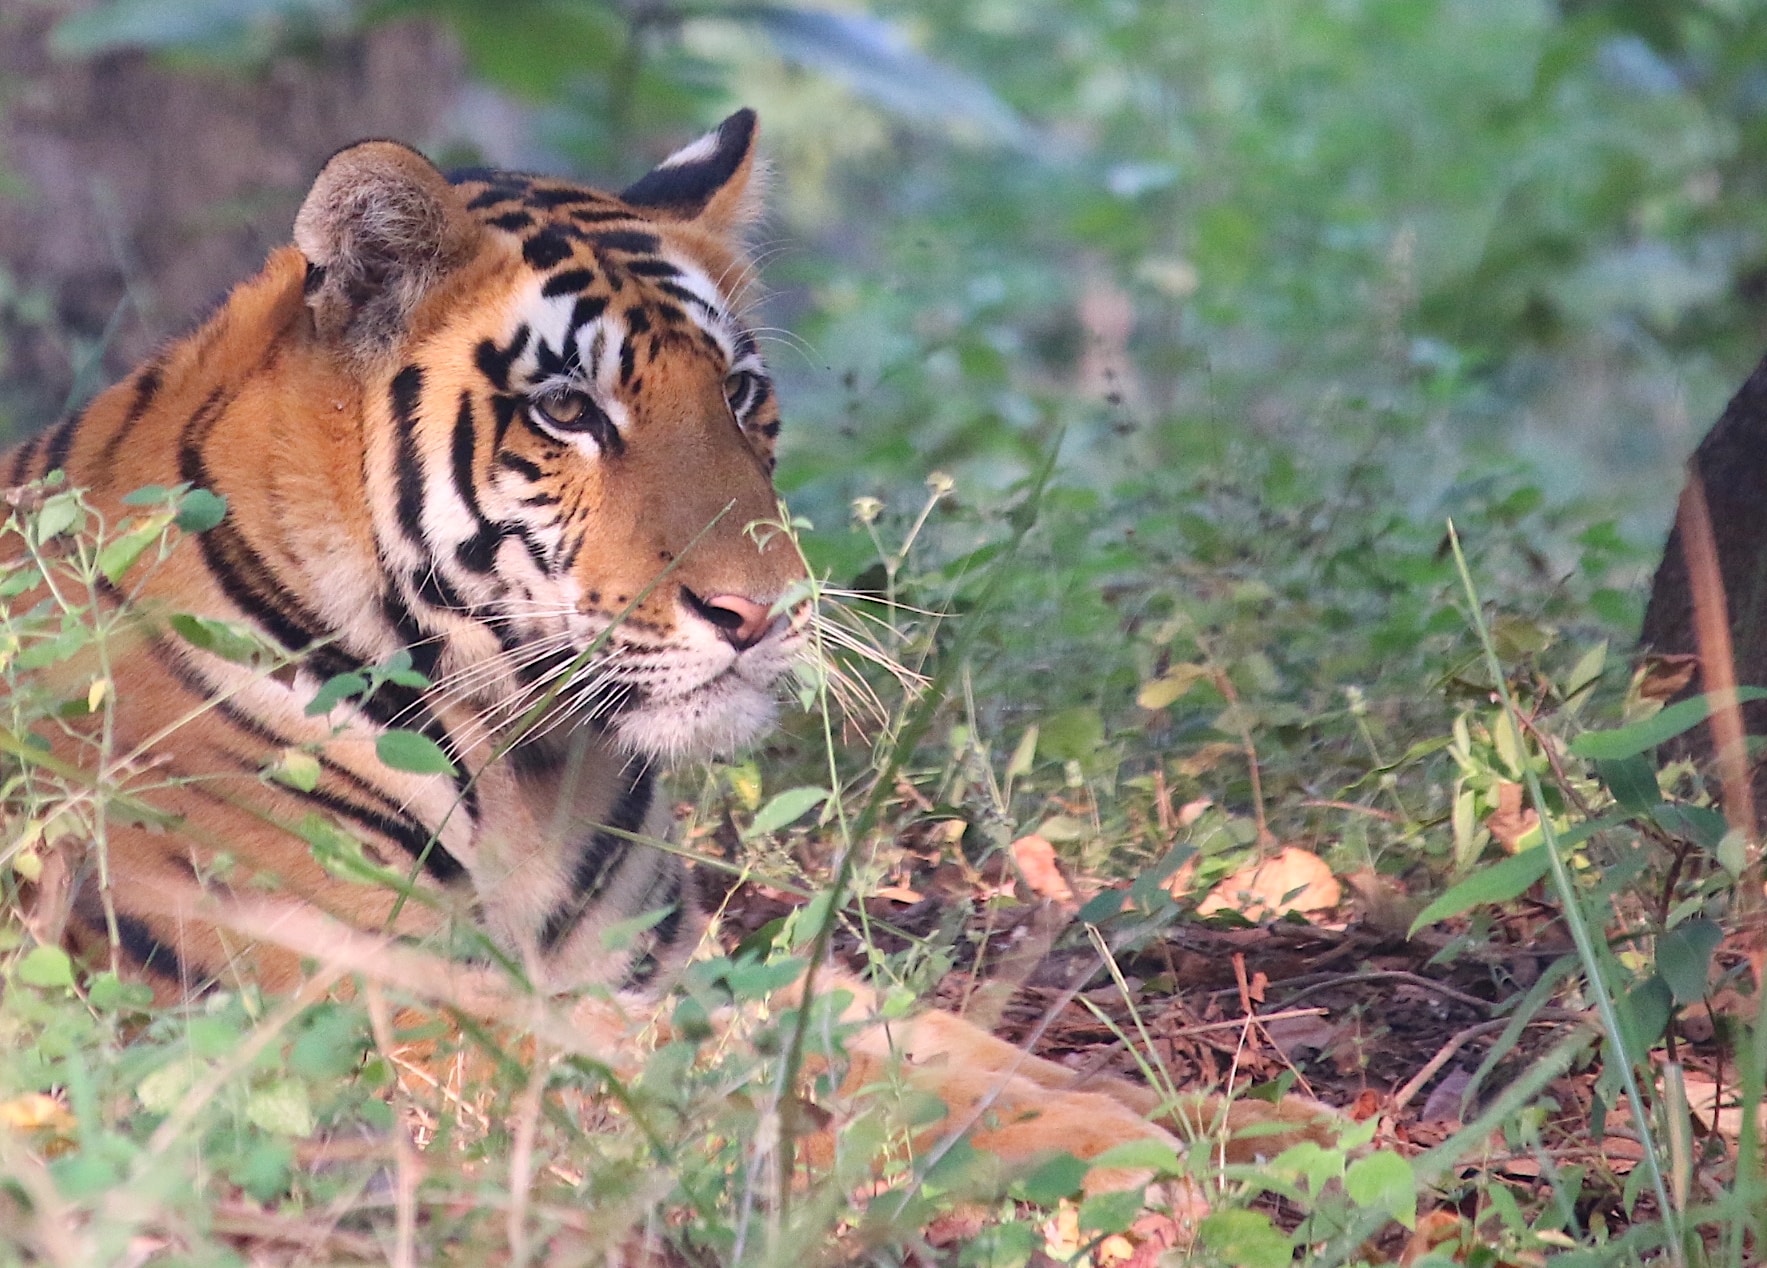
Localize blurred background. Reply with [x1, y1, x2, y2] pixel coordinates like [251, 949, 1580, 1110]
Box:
[4, 0, 1767, 848]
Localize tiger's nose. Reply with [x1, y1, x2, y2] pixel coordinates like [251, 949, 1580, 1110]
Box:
[682, 588, 780, 652]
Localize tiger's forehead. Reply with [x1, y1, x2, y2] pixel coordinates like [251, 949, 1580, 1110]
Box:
[449, 168, 755, 378]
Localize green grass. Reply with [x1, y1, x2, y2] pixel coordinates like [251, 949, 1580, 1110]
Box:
[0, 440, 1762, 1264]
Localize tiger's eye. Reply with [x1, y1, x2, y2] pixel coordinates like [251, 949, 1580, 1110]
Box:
[723, 371, 758, 411]
[535, 390, 590, 429]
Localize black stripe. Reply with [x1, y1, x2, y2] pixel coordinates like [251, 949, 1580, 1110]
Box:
[476, 327, 531, 392]
[379, 585, 442, 681]
[528, 188, 599, 210]
[141, 634, 466, 881]
[627, 259, 678, 279]
[523, 229, 574, 270]
[376, 585, 480, 821]
[463, 182, 529, 210]
[42, 411, 84, 476]
[7, 428, 45, 484]
[657, 280, 716, 316]
[413, 565, 467, 612]
[307, 785, 467, 884]
[140, 635, 452, 854]
[514, 524, 554, 573]
[457, 525, 505, 574]
[540, 763, 655, 952]
[178, 389, 330, 655]
[496, 452, 543, 481]
[542, 268, 596, 298]
[116, 912, 187, 981]
[571, 208, 642, 226]
[488, 210, 534, 232]
[390, 365, 427, 548]
[591, 230, 661, 255]
[621, 867, 687, 992]
[448, 391, 497, 542]
[490, 395, 523, 449]
[97, 363, 165, 474]
[568, 295, 608, 333]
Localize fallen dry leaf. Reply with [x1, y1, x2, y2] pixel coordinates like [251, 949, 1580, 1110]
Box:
[1010, 834, 1076, 905]
[1678, 1069, 1767, 1140]
[1486, 781, 1539, 853]
[869, 885, 924, 904]
[1635, 653, 1699, 703]
[0, 1093, 73, 1135]
[1263, 1012, 1342, 1062]
[1196, 846, 1342, 919]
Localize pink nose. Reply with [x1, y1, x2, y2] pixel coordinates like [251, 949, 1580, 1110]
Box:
[683, 589, 779, 651]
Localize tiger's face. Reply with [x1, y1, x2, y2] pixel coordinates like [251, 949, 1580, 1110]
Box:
[295, 112, 806, 763]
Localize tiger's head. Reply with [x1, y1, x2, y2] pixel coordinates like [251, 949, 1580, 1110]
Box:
[291, 111, 806, 761]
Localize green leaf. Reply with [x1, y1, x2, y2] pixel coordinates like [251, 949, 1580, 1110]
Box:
[174, 487, 228, 532]
[1077, 1185, 1144, 1235]
[34, 493, 83, 540]
[1074, 880, 1126, 923]
[745, 786, 829, 838]
[1594, 755, 1658, 816]
[1650, 803, 1730, 852]
[169, 612, 266, 664]
[1011, 1151, 1089, 1205]
[1197, 1208, 1295, 1268]
[15, 944, 75, 989]
[245, 1078, 314, 1137]
[270, 748, 321, 792]
[1569, 689, 1767, 760]
[305, 671, 368, 717]
[1039, 706, 1104, 763]
[295, 814, 405, 888]
[1087, 1138, 1182, 1175]
[138, 1061, 197, 1114]
[957, 1221, 1037, 1268]
[121, 484, 170, 506]
[88, 971, 153, 1012]
[1656, 918, 1722, 1006]
[1409, 848, 1552, 934]
[598, 904, 674, 953]
[375, 729, 458, 776]
[1343, 1150, 1418, 1228]
[1616, 975, 1673, 1053]
[96, 522, 163, 585]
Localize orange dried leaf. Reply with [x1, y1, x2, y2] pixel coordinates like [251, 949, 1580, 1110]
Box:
[1196, 847, 1342, 919]
[1010, 834, 1076, 905]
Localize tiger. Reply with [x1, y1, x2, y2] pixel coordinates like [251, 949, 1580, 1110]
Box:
[0, 110, 1336, 1201]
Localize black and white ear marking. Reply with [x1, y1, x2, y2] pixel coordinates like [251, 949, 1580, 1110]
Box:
[619, 108, 762, 233]
[294, 140, 481, 359]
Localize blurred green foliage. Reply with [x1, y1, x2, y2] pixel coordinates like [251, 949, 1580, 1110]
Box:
[13, 0, 1767, 860]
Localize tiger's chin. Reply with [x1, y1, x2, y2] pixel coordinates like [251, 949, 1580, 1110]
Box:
[610, 679, 782, 762]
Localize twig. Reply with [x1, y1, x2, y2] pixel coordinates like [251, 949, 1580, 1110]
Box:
[1300, 799, 1403, 823]
[1273, 970, 1498, 1015]
[1389, 1009, 1587, 1115]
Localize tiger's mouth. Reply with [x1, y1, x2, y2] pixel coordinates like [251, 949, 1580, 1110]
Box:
[506, 630, 798, 761]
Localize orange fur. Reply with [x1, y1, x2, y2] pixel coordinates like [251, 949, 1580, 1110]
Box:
[1, 113, 1340, 1197]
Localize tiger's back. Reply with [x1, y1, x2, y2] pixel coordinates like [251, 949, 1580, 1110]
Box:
[3, 111, 806, 998]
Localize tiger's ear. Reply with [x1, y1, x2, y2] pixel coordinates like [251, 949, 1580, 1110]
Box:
[293, 140, 480, 358]
[620, 109, 763, 237]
